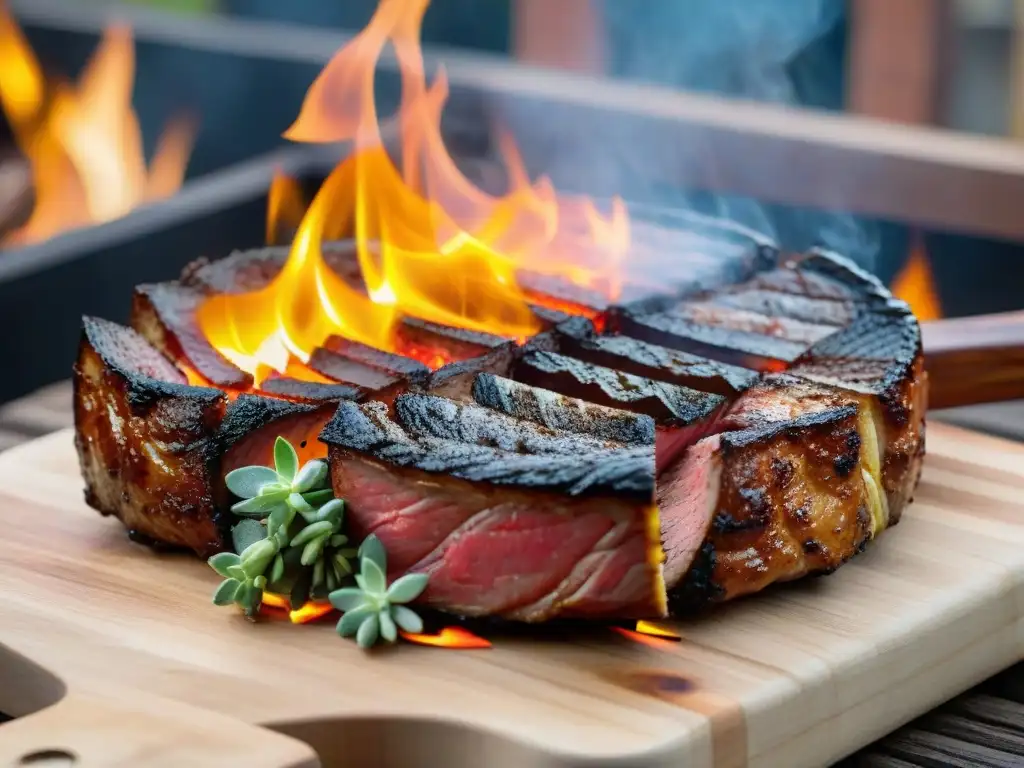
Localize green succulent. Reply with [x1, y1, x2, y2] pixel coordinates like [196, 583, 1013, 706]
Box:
[328, 534, 429, 649]
[209, 436, 354, 615]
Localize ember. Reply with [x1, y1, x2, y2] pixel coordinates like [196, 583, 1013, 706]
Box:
[0, 7, 194, 246]
[196, 0, 629, 377]
[400, 627, 492, 649]
[262, 593, 334, 624]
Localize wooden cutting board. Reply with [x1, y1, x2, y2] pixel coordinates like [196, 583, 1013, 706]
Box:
[1, 423, 1023, 768]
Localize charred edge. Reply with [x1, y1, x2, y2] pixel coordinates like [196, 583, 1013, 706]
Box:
[667, 541, 722, 615]
[180, 241, 365, 295]
[425, 331, 559, 400]
[218, 394, 325, 453]
[322, 400, 655, 497]
[797, 248, 892, 302]
[396, 317, 513, 366]
[787, 309, 922, 410]
[472, 373, 656, 446]
[612, 310, 808, 370]
[834, 430, 862, 477]
[307, 347, 402, 392]
[712, 488, 772, 534]
[393, 393, 624, 454]
[80, 316, 223, 412]
[710, 290, 858, 327]
[517, 271, 609, 316]
[131, 283, 252, 389]
[528, 304, 576, 330]
[321, 335, 431, 385]
[555, 324, 759, 397]
[720, 404, 860, 453]
[256, 375, 363, 404]
[514, 350, 727, 425]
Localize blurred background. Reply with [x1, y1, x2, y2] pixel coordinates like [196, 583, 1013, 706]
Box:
[0, 0, 1022, 401]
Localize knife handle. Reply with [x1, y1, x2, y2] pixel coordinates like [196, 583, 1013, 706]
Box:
[0, 692, 317, 768]
[922, 311, 1024, 410]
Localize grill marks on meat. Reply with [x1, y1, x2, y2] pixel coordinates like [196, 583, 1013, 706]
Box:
[471, 373, 655, 446]
[552, 317, 758, 396]
[73, 317, 228, 557]
[395, 317, 514, 370]
[322, 398, 665, 621]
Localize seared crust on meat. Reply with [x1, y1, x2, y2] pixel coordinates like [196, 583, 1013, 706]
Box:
[667, 406, 874, 612]
[788, 304, 927, 520]
[73, 317, 228, 556]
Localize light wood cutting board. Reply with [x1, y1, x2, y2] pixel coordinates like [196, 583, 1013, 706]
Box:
[1, 423, 1023, 768]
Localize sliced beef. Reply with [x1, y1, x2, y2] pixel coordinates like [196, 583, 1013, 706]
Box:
[395, 317, 515, 370]
[552, 316, 758, 396]
[513, 350, 727, 472]
[745, 248, 890, 306]
[321, 400, 666, 621]
[73, 317, 228, 557]
[787, 303, 927, 519]
[659, 405, 877, 613]
[255, 373, 363, 404]
[709, 290, 857, 328]
[471, 373, 655, 446]
[425, 330, 559, 402]
[131, 282, 251, 389]
[610, 304, 815, 371]
[317, 335, 431, 385]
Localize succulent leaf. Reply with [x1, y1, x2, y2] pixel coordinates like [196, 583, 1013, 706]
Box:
[231, 519, 268, 556]
[293, 459, 329, 493]
[225, 465, 280, 499]
[391, 605, 423, 634]
[273, 436, 299, 482]
[386, 573, 428, 604]
[356, 612, 380, 648]
[208, 552, 241, 579]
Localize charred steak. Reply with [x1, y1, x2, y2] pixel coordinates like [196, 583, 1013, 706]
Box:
[72, 240, 927, 620]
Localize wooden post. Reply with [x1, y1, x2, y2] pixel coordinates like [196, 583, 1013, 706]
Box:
[847, 0, 951, 125]
[511, 0, 605, 73]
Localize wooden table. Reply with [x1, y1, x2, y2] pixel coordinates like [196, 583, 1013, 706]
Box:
[3, 381, 1024, 767]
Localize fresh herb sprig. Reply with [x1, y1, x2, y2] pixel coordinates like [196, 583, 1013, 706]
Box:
[207, 435, 429, 650]
[329, 534, 428, 648]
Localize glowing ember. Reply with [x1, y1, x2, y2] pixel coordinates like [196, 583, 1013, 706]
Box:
[0, 8, 194, 246]
[197, 0, 629, 376]
[610, 625, 680, 649]
[262, 593, 333, 624]
[400, 627, 492, 649]
[634, 621, 682, 641]
[892, 235, 942, 321]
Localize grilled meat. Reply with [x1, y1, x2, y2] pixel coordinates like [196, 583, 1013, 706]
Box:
[513, 350, 727, 472]
[660, 403, 877, 613]
[321, 399, 665, 621]
[316, 335, 431, 386]
[552, 316, 758, 396]
[471, 373, 655, 446]
[787, 303, 926, 518]
[132, 282, 251, 389]
[73, 317, 228, 556]
[395, 317, 515, 369]
[255, 374, 363, 404]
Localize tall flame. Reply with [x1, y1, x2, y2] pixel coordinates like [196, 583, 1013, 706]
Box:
[0, 7, 194, 246]
[198, 0, 629, 374]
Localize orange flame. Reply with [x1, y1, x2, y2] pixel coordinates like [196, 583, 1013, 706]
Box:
[400, 626, 492, 649]
[266, 171, 308, 246]
[0, 8, 194, 246]
[892, 235, 942, 321]
[262, 593, 334, 624]
[197, 0, 629, 376]
[611, 622, 682, 649]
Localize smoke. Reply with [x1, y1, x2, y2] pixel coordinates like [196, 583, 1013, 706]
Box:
[503, 0, 879, 271]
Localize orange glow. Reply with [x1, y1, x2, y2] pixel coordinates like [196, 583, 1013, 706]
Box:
[262, 593, 334, 624]
[400, 627, 492, 649]
[266, 172, 308, 245]
[634, 621, 682, 640]
[892, 236, 942, 321]
[0, 9, 194, 246]
[610, 626, 680, 649]
[197, 0, 629, 376]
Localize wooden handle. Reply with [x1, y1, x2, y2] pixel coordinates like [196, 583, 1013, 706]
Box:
[922, 311, 1024, 409]
[0, 693, 318, 767]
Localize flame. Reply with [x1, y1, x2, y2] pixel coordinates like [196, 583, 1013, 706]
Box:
[892, 235, 942, 321]
[262, 593, 334, 624]
[197, 0, 629, 376]
[0, 8, 194, 246]
[400, 626, 492, 649]
[611, 622, 681, 649]
[266, 171, 308, 245]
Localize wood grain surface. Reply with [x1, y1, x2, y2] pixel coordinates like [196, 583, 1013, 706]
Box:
[1, 422, 1023, 767]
